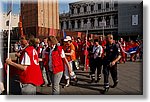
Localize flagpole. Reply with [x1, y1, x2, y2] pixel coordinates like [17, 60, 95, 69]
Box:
[85, 28, 88, 71]
[7, 0, 13, 95]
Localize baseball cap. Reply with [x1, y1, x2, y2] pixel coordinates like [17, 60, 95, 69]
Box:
[64, 36, 72, 42]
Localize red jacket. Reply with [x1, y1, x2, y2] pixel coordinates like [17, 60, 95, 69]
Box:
[19, 46, 44, 86]
[43, 46, 64, 74]
[52, 46, 64, 74]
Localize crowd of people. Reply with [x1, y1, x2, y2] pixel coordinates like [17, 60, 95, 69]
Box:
[0, 34, 143, 95]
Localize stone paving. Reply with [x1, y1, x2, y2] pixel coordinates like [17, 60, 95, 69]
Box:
[36, 61, 143, 95]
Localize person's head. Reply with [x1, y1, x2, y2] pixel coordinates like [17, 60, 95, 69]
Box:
[94, 39, 99, 46]
[77, 37, 81, 42]
[89, 40, 94, 45]
[20, 36, 29, 48]
[106, 34, 114, 44]
[35, 38, 40, 45]
[47, 36, 58, 47]
[120, 38, 124, 42]
[64, 36, 72, 46]
[100, 36, 103, 41]
[72, 36, 75, 42]
[43, 38, 48, 45]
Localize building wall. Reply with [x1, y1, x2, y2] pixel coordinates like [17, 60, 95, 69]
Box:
[60, 0, 118, 36]
[118, 1, 143, 36]
[0, 13, 19, 30]
[60, 0, 143, 38]
[21, 0, 59, 37]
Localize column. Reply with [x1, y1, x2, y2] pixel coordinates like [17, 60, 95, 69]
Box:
[81, 19, 84, 28]
[102, 16, 106, 22]
[87, 4, 91, 12]
[74, 7, 77, 14]
[87, 18, 91, 28]
[112, 0, 114, 8]
[102, 0, 105, 9]
[94, 17, 98, 27]
[94, 3, 98, 11]
[63, 21, 67, 29]
[69, 20, 72, 29]
[75, 20, 78, 29]
[102, 16, 106, 27]
[110, 15, 114, 26]
[110, 0, 113, 8]
[80, 6, 84, 13]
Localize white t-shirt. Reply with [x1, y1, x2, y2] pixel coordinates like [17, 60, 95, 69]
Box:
[93, 45, 103, 59]
[49, 45, 65, 71]
[21, 52, 31, 65]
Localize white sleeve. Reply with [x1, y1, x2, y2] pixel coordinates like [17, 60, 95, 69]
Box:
[0, 56, 2, 69]
[21, 52, 31, 65]
[100, 46, 103, 54]
[39, 48, 43, 53]
[61, 49, 66, 58]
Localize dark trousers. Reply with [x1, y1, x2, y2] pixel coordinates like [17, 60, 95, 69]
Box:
[89, 58, 94, 75]
[45, 70, 52, 85]
[103, 61, 118, 88]
[91, 57, 103, 80]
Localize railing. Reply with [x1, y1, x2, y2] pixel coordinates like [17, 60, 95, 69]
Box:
[71, 25, 118, 31]
[70, 7, 118, 17]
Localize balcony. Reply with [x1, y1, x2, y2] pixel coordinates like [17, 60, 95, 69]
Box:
[70, 7, 118, 17]
[71, 25, 118, 31]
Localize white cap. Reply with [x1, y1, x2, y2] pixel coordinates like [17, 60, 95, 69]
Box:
[64, 36, 72, 41]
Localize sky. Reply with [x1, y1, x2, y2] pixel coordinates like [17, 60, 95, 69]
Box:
[1, 0, 81, 14]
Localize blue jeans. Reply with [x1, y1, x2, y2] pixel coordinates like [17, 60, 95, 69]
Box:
[51, 71, 63, 95]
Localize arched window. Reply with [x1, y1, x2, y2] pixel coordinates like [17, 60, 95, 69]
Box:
[6, 20, 9, 26]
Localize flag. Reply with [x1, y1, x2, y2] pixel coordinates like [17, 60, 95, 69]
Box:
[7, 1, 12, 16]
[63, 29, 67, 39]
[19, 15, 24, 36]
[127, 46, 139, 54]
[119, 42, 139, 55]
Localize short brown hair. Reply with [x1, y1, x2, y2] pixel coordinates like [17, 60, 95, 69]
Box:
[47, 36, 58, 45]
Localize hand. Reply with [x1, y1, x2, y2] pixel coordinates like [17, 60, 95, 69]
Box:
[111, 61, 116, 66]
[15, 52, 21, 57]
[5, 58, 13, 65]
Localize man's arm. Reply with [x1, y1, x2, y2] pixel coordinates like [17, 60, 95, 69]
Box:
[62, 57, 71, 73]
[112, 55, 122, 65]
[111, 44, 122, 66]
[6, 58, 28, 71]
[65, 50, 74, 56]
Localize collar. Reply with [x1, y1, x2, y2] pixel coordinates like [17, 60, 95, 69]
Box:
[50, 45, 56, 50]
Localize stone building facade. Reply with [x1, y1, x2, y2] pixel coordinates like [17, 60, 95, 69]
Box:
[60, 0, 143, 39]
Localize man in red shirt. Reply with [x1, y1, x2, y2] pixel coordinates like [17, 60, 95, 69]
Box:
[6, 36, 44, 95]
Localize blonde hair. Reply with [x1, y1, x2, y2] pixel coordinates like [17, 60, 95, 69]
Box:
[106, 34, 113, 39]
[35, 38, 40, 44]
[47, 36, 58, 45]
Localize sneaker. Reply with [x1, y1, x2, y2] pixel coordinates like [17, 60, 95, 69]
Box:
[89, 79, 94, 83]
[95, 77, 101, 83]
[47, 84, 52, 87]
[103, 87, 109, 94]
[40, 84, 46, 87]
[65, 79, 70, 87]
[74, 78, 78, 83]
[111, 82, 118, 88]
